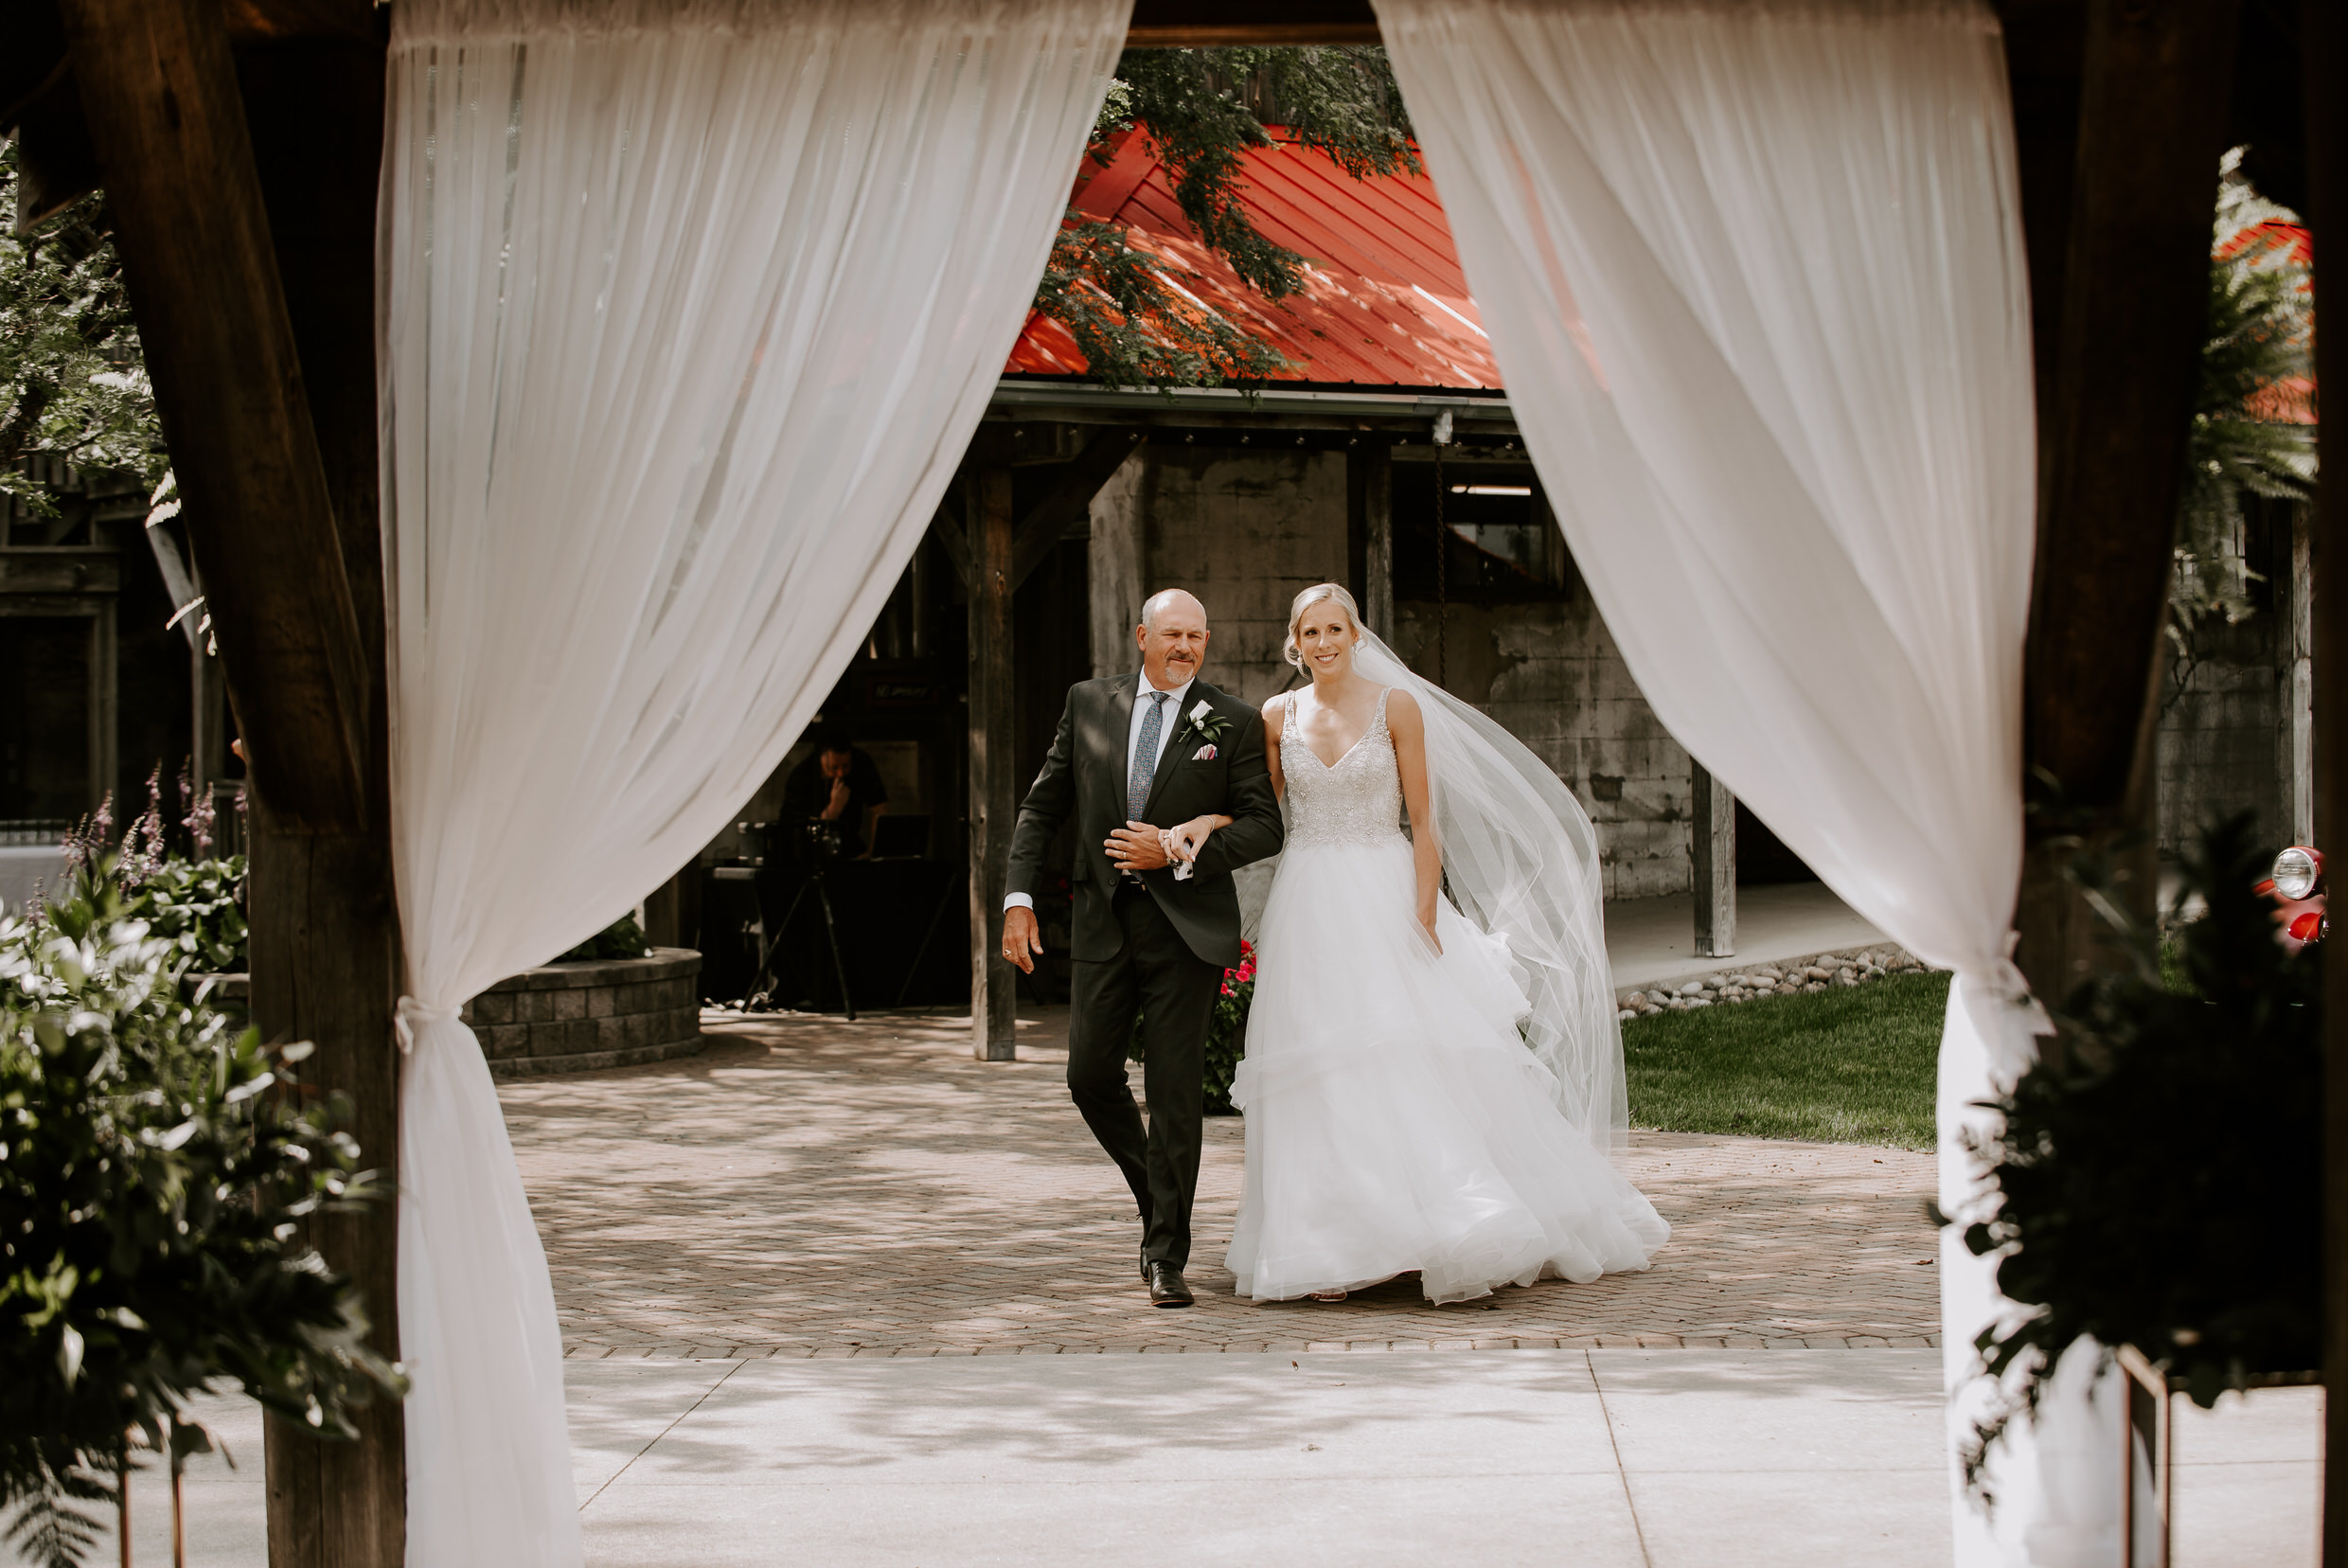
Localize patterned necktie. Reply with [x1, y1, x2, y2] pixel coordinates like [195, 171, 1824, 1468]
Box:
[1130, 690, 1170, 821]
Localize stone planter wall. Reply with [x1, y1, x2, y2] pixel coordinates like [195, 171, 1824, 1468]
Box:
[462, 949, 705, 1078]
[205, 949, 705, 1078]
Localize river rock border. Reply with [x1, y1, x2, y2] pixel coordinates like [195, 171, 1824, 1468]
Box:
[1616, 945, 1933, 1022]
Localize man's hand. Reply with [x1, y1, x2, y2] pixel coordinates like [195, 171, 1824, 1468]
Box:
[1002, 906, 1043, 972]
[1106, 820, 1170, 873]
[822, 776, 851, 820]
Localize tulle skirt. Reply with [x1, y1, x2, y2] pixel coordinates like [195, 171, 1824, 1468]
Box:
[1225, 835, 1669, 1304]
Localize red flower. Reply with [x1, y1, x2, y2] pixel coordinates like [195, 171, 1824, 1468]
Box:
[1219, 981, 1234, 997]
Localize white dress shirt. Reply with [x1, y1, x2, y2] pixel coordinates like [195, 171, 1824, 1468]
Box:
[1005, 670, 1195, 912]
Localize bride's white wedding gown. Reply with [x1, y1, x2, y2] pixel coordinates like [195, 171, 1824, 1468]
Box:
[1225, 688, 1669, 1304]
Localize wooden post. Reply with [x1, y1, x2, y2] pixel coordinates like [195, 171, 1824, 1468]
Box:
[237, 34, 407, 1568]
[2302, 0, 2347, 1556]
[192, 650, 228, 798]
[968, 465, 1018, 1061]
[55, 0, 374, 835]
[59, 7, 408, 1562]
[1690, 761, 1735, 958]
[248, 810, 402, 1568]
[86, 595, 116, 811]
[642, 871, 685, 950]
[2283, 500, 2316, 846]
[1360, 442, 1394, 638]
[2010, 0, 2243, 1003]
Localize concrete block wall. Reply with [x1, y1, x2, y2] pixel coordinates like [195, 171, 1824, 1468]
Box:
[2157, 621, 2290, 855]
[1092, 446, 1349, 707]
[1089, 444, 1692, 898]
[1390, 599, 1690, 900]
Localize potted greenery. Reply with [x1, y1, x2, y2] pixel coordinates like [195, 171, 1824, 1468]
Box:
[1952, 815, 2319, 1498]
[1, 862, 405, 1566]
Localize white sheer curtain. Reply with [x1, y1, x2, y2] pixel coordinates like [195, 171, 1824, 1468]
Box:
[1379, 1, 2091, 1562]
[378, 3, 1127, 1561]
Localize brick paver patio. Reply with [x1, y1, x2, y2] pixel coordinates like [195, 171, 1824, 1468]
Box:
[500, 1009, 1942, 1358]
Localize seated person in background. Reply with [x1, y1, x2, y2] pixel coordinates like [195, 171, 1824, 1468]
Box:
[781, 727, 889, 860]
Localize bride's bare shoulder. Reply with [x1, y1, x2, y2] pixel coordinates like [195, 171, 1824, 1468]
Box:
[1382, 686, 1425, 731]
[1258, 691, 1290, 724]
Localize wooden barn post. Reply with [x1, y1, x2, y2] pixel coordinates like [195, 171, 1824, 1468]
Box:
[969, 463, 1020, 1060]
[52, 2, 407, 1564]
[2009, 0, 2242, 1001]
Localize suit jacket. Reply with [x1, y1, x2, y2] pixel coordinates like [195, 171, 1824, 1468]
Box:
[1005, 674, 1284, 968]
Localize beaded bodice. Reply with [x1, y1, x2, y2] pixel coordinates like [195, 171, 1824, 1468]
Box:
[1282, 686, 1403, 848]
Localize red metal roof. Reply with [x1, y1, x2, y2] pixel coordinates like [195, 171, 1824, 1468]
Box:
[1005, 128, 1500, 389]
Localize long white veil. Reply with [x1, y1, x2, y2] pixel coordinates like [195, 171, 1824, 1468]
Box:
[1286, 628, 1628, 1155]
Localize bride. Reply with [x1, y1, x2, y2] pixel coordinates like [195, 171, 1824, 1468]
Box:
[1165, 583, 1667, 1304]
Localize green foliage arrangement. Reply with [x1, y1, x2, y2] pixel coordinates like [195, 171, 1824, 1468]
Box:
[554, 914, 651, 965]
[1953, 814, 2319, 1491]
[121, 857, 249, 977]
[57, 767, 250, 976]
[1036, 47, 1420, 392]
[0, 140, 168, 512]
[1, 863, 405, 1568]
[1130, 938, 1255, 1114]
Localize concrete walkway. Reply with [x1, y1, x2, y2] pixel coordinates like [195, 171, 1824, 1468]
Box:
[1605, 882, 1891, 996]
[52, 1356, 2317, 1567]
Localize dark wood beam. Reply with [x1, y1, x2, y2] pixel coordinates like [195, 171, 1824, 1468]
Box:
[967, 466, 1018, 1061]
[231, 28, 407, 1568]
[2022, 0, 2240, 809]
[8, 63, 99, 232]
[56, 0, 371, 832]
[2303, 0, 2348, 1555]
[2012, 0, 2241, 1003]
[1127, 0, 1378, 45]
[1009, 426, 1143, 592]
[1349, 441, 1393, 636]
[932, 491, 973, 587]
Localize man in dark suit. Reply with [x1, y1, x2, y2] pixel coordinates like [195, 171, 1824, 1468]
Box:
[1002, 589, 1284, 1307]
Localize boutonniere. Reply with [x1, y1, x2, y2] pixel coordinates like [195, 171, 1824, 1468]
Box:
[1178, 698, 1230, 749]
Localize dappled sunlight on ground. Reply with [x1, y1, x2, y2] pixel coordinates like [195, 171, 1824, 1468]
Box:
[500, 1007, 1940, 1356]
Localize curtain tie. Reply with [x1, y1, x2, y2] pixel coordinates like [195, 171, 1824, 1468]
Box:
[394, 995, 462, 1055]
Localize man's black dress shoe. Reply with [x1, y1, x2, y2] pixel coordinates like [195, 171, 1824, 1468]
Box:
[1147, 1262, 1195, 1308]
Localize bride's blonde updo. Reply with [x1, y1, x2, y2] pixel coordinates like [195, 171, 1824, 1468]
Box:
[1282, 582, 1369, 669]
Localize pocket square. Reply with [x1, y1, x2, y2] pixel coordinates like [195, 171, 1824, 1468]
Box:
[1192, 743, 1218, 761]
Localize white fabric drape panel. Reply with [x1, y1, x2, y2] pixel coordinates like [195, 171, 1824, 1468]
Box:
[1377, 2, 2087, 1562]
[379, 3, 1127, 1561]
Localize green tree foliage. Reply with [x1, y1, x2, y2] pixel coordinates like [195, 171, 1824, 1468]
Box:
[1952, 815, 2319, 1500]
[1034, 48, 1420, 392]
[1, 864, 404, 1568]
[0, 141, 168, 517]
[2170, 149, 2316, 630]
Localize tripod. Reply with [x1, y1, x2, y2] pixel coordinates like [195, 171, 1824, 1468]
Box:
[750, 826, 857, 1021]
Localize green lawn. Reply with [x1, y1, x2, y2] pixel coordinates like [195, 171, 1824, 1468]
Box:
[1622, 971, 1948, 1149]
